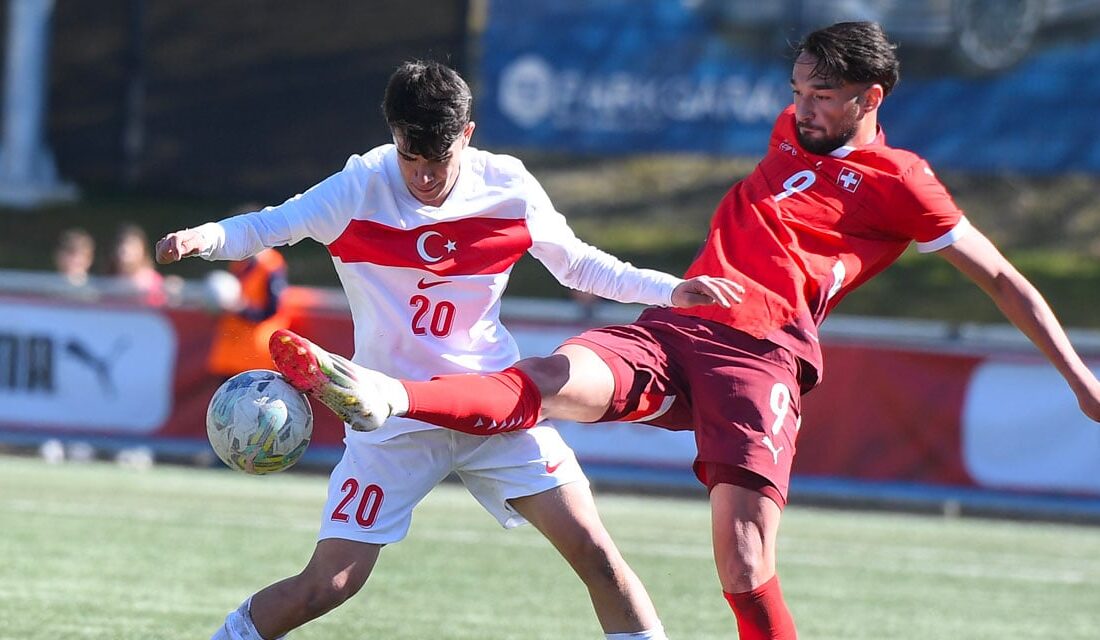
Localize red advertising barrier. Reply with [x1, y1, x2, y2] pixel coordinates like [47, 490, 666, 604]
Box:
[796, 342, 983, 486]
[2, 287, 1097, 500]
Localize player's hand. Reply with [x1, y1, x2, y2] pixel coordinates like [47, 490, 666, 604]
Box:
[670, 276, 744, 309]
[155, 228, 207, 264]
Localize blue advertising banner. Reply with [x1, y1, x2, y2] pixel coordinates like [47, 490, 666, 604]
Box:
[477, 0, 1100, 173]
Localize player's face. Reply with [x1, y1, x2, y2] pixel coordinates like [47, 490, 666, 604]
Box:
[790, 53, 872, 155]
[393, 121, 475, 207]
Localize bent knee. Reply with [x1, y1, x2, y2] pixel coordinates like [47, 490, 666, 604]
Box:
[518, 348, 614, 422]
[515, 355, 571, 396]
[716, 549, 775, 592]
[295, 570, 366, 616]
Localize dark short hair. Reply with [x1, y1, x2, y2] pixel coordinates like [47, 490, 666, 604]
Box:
[796, 22, 900, 96]
[382, 60, 472, 160]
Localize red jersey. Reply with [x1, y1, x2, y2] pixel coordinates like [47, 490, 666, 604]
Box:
[677, 105, 966, 386]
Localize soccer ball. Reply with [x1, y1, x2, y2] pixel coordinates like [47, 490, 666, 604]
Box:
[206, 369, 313, 474]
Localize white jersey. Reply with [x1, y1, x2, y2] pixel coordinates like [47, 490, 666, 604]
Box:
[197, 144, 681, 437]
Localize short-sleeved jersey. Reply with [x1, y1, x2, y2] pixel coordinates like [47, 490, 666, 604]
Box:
[676, 105, 967, 386]
[198, 144, 681, 437]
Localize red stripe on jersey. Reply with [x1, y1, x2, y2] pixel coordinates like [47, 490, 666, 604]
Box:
[328, 217, 533, 276]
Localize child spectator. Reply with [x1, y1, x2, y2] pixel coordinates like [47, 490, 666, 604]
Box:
[54, 228, 95, 287]
[107, 223, 165, 305]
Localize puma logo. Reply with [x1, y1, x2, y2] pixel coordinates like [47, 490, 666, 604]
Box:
[64, 337, 129, 396]
[762, 436, 784, 465]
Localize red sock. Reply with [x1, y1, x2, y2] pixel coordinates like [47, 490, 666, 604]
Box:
[724, 576, 797, 640]
[401, 367, 542, 435]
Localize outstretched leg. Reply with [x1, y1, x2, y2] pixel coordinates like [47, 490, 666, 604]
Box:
[270, 329, 615, 433]
[509, 483, 667, 639]
[213, 538, 381, 639]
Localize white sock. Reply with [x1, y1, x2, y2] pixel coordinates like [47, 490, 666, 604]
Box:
[605, 626, 668, 640]
[211, 597, 269, 640]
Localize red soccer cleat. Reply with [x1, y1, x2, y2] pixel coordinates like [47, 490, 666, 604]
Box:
[268, 329, 393, 432]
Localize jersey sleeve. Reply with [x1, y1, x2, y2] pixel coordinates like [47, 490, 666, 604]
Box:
[522, 172, 682, 306]
[886, 159, 969, 253]
[197, 154, 370, 261]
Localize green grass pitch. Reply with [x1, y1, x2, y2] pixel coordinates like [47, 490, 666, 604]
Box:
[1, 454, 1098, 639]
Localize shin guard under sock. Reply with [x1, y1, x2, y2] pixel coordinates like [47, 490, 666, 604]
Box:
[724, 576, 797, 640]
[401, 367, 542, 434]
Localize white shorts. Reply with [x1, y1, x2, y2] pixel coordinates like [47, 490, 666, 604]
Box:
[316, 425, 587, 545]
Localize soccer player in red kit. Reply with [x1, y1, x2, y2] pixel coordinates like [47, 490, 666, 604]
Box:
[271, 22, 1100, 639]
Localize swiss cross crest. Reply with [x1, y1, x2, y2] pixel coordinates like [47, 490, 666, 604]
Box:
[837, 168, 863, 192]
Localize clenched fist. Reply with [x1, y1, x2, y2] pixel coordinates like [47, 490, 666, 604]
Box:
[155, 228, 208, 264]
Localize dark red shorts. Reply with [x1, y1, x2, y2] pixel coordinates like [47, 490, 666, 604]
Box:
[563, 307, 802, 506]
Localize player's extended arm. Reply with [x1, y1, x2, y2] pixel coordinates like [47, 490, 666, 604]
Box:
[157, 159, 367, 266]
[938, 228, 1100, 421]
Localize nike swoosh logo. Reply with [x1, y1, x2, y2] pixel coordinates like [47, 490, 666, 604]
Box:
[416, 277, 452, 289]
[546, 459, 566, 474]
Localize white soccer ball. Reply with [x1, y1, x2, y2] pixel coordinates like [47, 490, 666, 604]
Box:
[206, 369, 313, 474]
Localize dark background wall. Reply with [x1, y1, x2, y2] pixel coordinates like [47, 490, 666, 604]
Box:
[43, 1, 469, 198]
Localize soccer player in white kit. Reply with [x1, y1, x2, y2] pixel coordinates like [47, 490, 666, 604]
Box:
[157, 60, 741, 640]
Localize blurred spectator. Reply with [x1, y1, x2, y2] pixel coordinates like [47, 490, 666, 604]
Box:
[53, 228, 95, 287]
[207, 206, 290, 377]
[107, 223, 166, 305]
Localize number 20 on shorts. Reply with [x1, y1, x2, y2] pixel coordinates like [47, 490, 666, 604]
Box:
[331, 478, 385, 528]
